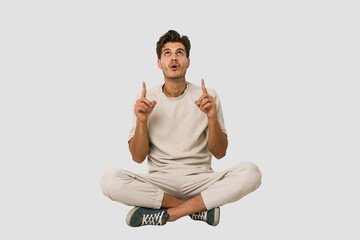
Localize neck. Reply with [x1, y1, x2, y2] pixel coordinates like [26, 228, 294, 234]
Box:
[162, 78, 187, 98]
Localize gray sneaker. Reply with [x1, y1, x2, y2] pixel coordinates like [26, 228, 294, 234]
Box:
[190, 207, 220, 226]
[126, 207, 169, 227]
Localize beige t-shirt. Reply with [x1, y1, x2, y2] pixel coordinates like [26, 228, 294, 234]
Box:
[128, 81, 227, 176]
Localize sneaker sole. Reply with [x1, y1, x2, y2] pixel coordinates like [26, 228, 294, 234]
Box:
[126, 207, 140, 226]
[213, 207, 220, 226]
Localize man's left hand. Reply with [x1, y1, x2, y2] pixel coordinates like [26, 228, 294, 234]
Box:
[195, 79, 217, 120]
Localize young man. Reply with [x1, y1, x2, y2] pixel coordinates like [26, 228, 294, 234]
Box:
[100, 30, 262, 227]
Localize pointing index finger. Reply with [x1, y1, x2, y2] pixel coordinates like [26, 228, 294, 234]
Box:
[142, 82, 147, 98]
[201, 79, 208, 94]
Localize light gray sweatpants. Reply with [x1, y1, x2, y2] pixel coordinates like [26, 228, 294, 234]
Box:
[100, 162, 262, 210]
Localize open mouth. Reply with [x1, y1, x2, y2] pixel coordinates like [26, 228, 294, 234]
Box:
[170, 64, 179, 70]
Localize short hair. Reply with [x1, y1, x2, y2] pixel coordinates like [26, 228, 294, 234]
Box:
[156, 30, 191, 59]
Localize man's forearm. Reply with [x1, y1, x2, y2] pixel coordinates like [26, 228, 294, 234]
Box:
[207, 117, 228, 159]
[128, 120, 149, 163]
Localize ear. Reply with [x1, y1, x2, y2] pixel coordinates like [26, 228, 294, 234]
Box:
[187, 58, 190, 69]
[157, 59, 162, 69]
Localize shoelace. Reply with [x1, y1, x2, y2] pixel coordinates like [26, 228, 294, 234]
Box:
[191, 210, 207, 221]
[141, 211, 165, 225]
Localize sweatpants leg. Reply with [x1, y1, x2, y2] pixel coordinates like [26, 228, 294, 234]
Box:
[100, 169, 164, 209]
[201, 162, 262, 210]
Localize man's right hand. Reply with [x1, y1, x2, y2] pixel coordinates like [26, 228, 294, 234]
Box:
[134, 82, 157, 122]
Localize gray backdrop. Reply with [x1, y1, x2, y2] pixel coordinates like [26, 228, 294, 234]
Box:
[1, 0, 359, 239]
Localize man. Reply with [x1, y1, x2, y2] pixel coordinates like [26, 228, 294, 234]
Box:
[100, 30, 262, 227]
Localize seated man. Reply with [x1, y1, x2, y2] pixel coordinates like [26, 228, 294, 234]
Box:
[100, 30, 262, 227]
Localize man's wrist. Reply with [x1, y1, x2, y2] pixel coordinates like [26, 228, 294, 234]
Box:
[207, 115, 218, 123]
[136, 119, 148, 126]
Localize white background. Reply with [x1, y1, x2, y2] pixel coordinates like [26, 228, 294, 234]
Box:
[1, 0, 359, 239]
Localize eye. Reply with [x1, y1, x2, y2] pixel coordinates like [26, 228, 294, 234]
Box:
[164, 52, 170, 56]
[177, 51, 183, 55]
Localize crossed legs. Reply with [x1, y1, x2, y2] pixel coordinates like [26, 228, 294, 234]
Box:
[101, 162, 262, 223]
[162, 193, 206, 222]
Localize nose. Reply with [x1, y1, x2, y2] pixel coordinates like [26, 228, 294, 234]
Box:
[171, 54, 178, 62]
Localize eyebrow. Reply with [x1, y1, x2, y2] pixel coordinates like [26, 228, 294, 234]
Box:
[162, 48, 185, 53]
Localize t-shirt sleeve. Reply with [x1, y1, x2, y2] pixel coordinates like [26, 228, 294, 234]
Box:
[215, 93, 227, 136]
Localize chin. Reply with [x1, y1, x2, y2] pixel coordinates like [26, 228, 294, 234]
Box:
[165, 71, 187, 80]
[167, 76, 185, 81]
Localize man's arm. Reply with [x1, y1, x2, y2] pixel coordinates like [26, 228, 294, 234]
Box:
[129, 82, 157, 163]
[128, 120, 149, 163]
[195, 79, 228, 159]
[207, 117, 228, 159]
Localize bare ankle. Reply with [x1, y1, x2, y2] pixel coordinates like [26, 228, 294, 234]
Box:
[162, 194, 185, 208]
[166, 208, 180, 222]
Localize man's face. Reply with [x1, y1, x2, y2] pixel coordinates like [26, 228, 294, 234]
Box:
[157, 42, 190, 80]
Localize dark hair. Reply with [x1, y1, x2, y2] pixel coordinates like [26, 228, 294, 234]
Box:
[156, 30, 191, 59]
